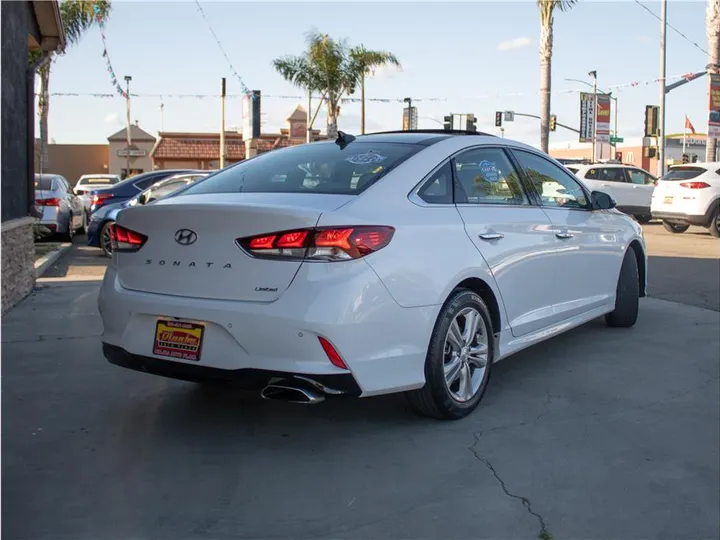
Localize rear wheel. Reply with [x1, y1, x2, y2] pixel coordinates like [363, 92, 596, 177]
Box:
[708, 207, 720, 238]
[634, 214, 652, 224]
[59, 215, 74, 243]
[662, 220, 689, 234]
[605, 249, 639, 328]
[100, 221, 114, 257]
[406, 289, 493, 420]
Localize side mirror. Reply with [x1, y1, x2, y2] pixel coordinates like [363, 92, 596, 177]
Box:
[591, 190, 616, 210]
[137, 193, 148, 205]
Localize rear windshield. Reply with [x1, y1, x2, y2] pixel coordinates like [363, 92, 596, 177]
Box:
[79, 177, 118, 185]
[661, 167, 705, 181]
[182, 142, 423, 196]
[34, 176, 54, 191]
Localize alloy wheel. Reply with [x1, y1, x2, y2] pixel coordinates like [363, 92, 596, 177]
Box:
[442, 307, 489, 403]
[101, 223, 113, 256]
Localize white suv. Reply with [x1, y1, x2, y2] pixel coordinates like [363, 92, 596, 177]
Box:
[567, 163, 656, 223]
[651, 162, 720, 237]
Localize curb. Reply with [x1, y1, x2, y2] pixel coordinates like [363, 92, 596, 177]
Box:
[34, 243, 73, 278]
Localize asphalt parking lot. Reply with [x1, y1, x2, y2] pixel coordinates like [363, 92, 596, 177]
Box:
[2, 225, 719, 540]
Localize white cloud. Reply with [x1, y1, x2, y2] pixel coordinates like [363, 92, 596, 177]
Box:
[103, 113, 119, 124]
[367, 63, 405, 80]
[496, 37, 531, 52]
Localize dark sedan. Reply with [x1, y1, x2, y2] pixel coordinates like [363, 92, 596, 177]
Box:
[86, 169, 199, 214]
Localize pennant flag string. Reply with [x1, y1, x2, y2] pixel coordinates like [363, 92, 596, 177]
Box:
[93, 1, 127, 99]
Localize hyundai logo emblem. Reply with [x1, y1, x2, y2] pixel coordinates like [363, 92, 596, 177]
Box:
[174, 229, 197, 246]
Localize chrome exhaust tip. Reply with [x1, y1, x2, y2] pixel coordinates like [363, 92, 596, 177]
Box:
[260, 380, 325, 405]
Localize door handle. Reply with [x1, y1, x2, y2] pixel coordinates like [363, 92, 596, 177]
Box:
[556, 232, 574, 239]
[600, 183, 609, 187]
[479, 233, 504, 241]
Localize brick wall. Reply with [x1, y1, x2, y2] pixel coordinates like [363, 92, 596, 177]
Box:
[1, 218, 35, 315]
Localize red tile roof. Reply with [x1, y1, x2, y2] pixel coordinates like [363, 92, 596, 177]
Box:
[151, 132, 325, 160]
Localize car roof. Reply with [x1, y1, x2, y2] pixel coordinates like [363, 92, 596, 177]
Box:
[322, 130, 497, 147]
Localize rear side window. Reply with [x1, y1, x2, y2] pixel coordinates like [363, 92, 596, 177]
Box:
[417, 162, 453, 204]
[183, 142, 423, 196]
[662, 167, 706, 181]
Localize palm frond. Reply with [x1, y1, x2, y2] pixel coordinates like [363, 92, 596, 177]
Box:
[59, 0, 111, 47]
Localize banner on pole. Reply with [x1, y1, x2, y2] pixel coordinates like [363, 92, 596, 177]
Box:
[579, 92, 595, 143]
[595, 94, 611, 144]
[708, 74, 720, 139]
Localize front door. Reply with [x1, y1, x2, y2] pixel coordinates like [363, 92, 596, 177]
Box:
[625, 167, 656, 212]
[452, 146, 560, 338]
[512, 150, 623, 321]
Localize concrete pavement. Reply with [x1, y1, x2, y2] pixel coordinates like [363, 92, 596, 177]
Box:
[3, 260, 719, 539]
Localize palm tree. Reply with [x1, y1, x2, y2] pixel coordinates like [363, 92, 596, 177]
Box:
[349, 46, 401, 134]
[34, 0, 112, 172]
[273, 31, 359, 139]
[537, 0, 576, 154]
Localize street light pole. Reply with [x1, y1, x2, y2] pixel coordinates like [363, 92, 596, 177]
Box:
[658, 0, 668, 176]
[124, 76, 132, 178]
[588, 70, 598, 162]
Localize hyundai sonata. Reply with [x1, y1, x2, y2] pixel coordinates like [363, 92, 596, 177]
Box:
[99, 130, 647, 419]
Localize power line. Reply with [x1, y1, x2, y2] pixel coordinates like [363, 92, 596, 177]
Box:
[194, 0, 252, 94]
[633, 0, 708, 55]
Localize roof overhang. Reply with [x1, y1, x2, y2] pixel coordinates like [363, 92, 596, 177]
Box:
[29, 1, 66, 52]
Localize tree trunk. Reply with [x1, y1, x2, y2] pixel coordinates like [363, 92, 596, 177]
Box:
[360, 72, 366, 134]
[327, 98, 339, 139]
[539, 19, 553, 154]
[38, 62, 51, 173]
[705, 0, 720, 162]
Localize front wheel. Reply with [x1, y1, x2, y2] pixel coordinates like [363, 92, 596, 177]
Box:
[406, 289, 494, 420]
[707, 207, 720, 238]
[605, 249, 640, 328]
[663, 220, 689, 234]
[100, 221, 114, 258]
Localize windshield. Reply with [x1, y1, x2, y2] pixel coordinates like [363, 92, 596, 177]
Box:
[182, 142, 423, 196]
[661, 167, 706, 181]
[34, 176, 54, 191]
[78, 176, 118, 186]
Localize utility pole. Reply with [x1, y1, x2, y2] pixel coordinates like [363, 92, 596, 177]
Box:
[307, 89, 312, 144]
[124, 75, 132, 178]
[706, 0, 720, 162]
[220, 78, 226, 169]
[658, 0, 668, 177]
[589, 70, 598, 162]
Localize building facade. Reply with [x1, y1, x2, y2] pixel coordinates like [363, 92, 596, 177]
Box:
[108, 124, 156, 178]
[1, 0, 65, 314]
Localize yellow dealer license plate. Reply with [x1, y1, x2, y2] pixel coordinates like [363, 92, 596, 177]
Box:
[664, 196, 674, 204]
[153, 319, 205, 362]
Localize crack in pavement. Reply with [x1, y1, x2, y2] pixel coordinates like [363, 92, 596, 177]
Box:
[469, 431, 551, 540]
[1, 334, 103, 344]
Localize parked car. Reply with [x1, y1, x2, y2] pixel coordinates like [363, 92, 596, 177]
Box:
[651, 162, 720, 237]
[99, 130, 646, 420]
[34, 174, 85, 241]
[88, 172, 211, 257]
[567, 163, 656, 222]
[86, 169, 199, 214]
[74, 174, 121, 196]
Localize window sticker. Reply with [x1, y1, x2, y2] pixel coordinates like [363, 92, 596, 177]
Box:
[478, 160, 500, 183]
[345, 150, 387, 165]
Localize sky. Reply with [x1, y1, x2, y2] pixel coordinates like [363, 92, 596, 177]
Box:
[44, 0, 711, 148]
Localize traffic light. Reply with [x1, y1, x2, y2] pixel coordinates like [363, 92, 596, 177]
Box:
[495, 111, 503, 127]
[549, 114, 557, 132]
[443, 115, 453, 131]
[682, 153, 689, 164]
[644, 105, 659, 137]
[466, 114, 477, 132]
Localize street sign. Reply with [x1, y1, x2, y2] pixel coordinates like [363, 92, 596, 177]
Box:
[610, 136, 624, 144]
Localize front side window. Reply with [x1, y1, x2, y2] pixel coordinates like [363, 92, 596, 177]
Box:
[627, 168, 655, 185]
[596, 168, 627, 183]
[513, 150, 589, 209]
[452, 148, 529, 205]
[183, 142, 423, 196]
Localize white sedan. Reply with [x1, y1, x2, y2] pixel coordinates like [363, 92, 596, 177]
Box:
[99, 131, 647, 420]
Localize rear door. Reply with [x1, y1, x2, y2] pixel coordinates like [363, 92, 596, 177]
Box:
[511, 150, 624, 320]
[452, 146, 560, 337]
[624, 167, 656, 211]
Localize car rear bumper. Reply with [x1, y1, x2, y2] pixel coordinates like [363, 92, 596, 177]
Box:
[650, 207, 714, 227]
[98, 262, 438, 397]
[86, 219, 102, 247]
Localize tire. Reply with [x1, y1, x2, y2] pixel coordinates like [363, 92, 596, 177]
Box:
[100, 220, 114, 258]
[662, 220, 689, 234]
[634, 214, 651, 224]
[406, 289, 494, 420]
[78, 211, 87, 234]
[605, 249, 640, 328]
[708, 207, 720, 238]
[59, 215, 74, 243]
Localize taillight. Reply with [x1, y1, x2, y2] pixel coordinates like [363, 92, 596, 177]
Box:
[35, 198, 60, 206]
[237, 226, 394, 261]
[109, 223, 148, 253]
[92, 193, 114, 206]
[679, 181, 710, 189]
